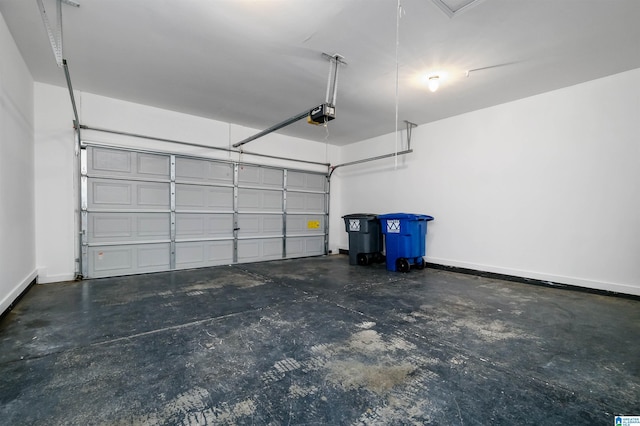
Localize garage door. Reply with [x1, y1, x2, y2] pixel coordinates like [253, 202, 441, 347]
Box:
[80, 145, 328, 278]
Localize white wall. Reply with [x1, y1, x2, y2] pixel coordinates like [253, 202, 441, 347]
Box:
[31, 63, 640, 295]
[34, 84, 341, 283]
[336, 68, 640, 296]
[0, 11, 36, 313]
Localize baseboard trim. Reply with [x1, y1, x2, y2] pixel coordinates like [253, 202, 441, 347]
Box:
[0, 270, 38, 320]
[36, 273, 76, 284]
[427, 262, 640, 301]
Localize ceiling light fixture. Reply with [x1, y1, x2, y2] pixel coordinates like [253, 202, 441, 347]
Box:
[428, 76, 440, 92]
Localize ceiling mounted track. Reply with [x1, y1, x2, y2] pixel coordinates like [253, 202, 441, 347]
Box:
[233, 53, 346, 149]
[36, 0, 80, 67]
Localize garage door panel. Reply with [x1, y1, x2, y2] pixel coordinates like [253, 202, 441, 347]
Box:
[176, 184, 233, 211]
[286, 238, 303, 258]
[237, 238, 282, 262]
[262, 169, 283, 187]
[175, 158, 233, 184]
[175, 213, 234, 239]
[287, 192, 325, 213]
[238, 189, 283, 212]
[238, 165, 283, 188]
[137, 214, 170, 238]
[138, 245, 171, 268]
[137, 153, 171, 177]
[137, 183, 170, 207]
[286, 214, 325, 235]
[91, 148, 131, 174]
[238, 189, 260, 211]
[287, 171, 326, 192]
[89, 147, 169, 179]
[286, 236, 325, 258]
[89, 246, 132, 275]
[206, 187, 234, 210]
[238, 214, 283, 237]
[89, 213, 170, 243]
[91, 215, 132, 240]
[175, 241, 233, 269]
[88, 243, 170, 278]
[305, 236, 325, 255]
[176, 157, 205, 181]
[90, 180, 131, 206]
[175, 185, 205, 209]
[176, 242, 204, 265]
[89, 179, 169, 210]
[83, 145, 327, 278]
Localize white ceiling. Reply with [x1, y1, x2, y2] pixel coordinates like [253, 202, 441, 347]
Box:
[1, 0, 639, 145]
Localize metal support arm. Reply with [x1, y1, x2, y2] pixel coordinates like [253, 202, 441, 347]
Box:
[232, 109, 310, 148]
[63, 59, 80, 128]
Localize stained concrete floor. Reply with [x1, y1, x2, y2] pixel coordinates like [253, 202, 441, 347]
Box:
[1, 255, 639, 425]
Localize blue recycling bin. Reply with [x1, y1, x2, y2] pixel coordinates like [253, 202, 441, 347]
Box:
[378, 213, 434, 272]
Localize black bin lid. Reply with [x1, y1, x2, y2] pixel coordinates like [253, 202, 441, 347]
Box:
[342, 213, 378, 220]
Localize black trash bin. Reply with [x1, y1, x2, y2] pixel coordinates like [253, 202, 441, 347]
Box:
[342, 213, 384, 266]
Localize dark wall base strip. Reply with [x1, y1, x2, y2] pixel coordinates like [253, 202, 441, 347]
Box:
[427, 263, 640, 301]
[0, 278, 37, 322]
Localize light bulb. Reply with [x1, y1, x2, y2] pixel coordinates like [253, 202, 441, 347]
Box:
[428, 76, 440, 92]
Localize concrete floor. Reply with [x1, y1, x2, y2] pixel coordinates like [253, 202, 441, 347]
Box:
[1, 255, 638, 425]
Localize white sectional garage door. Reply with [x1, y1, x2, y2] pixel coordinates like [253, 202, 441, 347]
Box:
[81, 145, 328, 278]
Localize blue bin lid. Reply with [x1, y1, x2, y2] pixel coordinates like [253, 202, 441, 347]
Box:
[378, 213, 434, 221]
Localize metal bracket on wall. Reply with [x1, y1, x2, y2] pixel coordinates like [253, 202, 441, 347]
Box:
[404, 120, 417, 150]
[328, 121, 417, 178]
